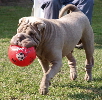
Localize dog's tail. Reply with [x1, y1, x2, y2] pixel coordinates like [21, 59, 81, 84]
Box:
[59, 4, 80, 18]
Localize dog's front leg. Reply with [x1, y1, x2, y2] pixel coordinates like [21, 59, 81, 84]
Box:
[39, 59, 62, 95]
[38, 59, 49, 73]
[38, 59, 50, 95]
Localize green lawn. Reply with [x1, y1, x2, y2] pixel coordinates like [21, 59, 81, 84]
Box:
[0, 0, 102, 99]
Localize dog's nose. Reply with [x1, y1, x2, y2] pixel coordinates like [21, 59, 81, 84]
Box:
[10, 39, 18, 45]
[17, 33, 23, 38]
[10, 34, 20, 45]
[14, 39, 19, 45]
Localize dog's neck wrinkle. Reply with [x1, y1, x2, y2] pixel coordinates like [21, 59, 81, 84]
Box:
[36, 21, 58, 57]
[41, 20, 57, 43]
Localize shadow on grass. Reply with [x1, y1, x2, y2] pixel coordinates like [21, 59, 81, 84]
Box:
[93, 77, 102, 82]
[94, 34, 102, 49]
[95, 45, 102, 49]
[67, 92, 95, 100]
[53, 77, 102, 99]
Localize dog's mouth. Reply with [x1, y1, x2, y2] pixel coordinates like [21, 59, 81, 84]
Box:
[10, 33, 38, 49]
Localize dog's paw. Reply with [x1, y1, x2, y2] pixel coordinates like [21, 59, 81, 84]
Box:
[84, 73, 92, 81]
[70, 72, 77, 80]
[39, 88, 49, 95]
[70, 68, 77, 80]
[39, 81, 50, 95]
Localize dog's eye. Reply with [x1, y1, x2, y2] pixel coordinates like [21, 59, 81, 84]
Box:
[19, 35, 26, 42]
[28, 31, 35, 37]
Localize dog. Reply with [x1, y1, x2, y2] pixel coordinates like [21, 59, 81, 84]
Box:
[10, 4, 94, 95]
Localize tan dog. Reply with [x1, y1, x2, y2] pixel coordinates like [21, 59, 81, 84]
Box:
[10, 4, 94, 95]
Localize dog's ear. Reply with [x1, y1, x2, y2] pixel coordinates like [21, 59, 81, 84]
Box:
[18, 18, 24, 26]
[18, 17, 29, 26]
[34, 21, 46, 31]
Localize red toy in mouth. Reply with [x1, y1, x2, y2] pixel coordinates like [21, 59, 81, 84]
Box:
[8, 45, 36, 67]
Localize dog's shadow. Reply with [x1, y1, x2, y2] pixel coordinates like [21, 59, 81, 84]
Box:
[94, 34, 102, 49]
[52, 77, 102, 99]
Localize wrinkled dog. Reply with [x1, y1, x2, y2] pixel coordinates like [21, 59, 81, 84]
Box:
[10, 4, 94, 95]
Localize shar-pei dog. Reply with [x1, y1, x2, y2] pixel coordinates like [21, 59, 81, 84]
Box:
[10, 4, 94, 95]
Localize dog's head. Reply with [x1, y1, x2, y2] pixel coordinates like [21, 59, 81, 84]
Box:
[10, 17, 46, 48]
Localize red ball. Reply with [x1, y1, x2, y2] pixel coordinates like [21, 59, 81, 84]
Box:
[8, 45, 36, 67]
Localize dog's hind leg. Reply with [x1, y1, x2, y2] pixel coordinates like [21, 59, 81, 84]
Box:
[66, 52, 77, 80]
[84, 55, 94, 81]
[82, 29, 94, 81]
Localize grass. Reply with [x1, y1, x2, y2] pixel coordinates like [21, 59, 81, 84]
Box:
[0, 0, 102, 99]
